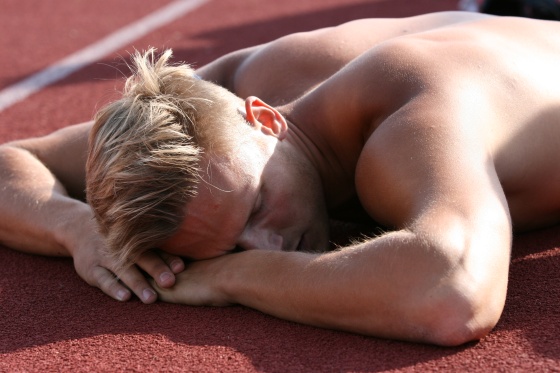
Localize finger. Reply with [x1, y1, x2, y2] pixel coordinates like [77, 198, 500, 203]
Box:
[114, 265, 158, 304]
[158, 251, 186, 274]
[135, 250, 178, 288]
[149, 277, 176, 303]
[91, 266, 132, 302]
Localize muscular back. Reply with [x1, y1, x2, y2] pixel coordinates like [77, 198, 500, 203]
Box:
[199, 11, 491, 105]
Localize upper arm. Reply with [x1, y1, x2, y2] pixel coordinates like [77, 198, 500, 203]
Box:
[350, 37, 509, 232]
[356, 96, 512, 336]
[5, 121, 92, 199]
[357, 93, 511, 236]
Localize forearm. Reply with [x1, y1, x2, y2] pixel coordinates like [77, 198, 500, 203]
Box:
[222, 231, 435, 340]
[218, 228, 509, 345]
[0, 144, 88, 256]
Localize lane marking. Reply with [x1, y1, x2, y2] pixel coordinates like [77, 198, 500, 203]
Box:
[0, 0, 208, 113]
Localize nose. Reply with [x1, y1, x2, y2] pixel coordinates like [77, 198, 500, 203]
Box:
[238, 227, 283, 251]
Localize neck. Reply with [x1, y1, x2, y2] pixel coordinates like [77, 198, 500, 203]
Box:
[278, 105, 355, 210]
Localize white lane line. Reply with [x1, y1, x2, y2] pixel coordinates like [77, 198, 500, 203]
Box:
[0, 0, 208, 113]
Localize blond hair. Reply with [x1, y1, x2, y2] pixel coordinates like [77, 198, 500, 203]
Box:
[87, 49, 241, 270]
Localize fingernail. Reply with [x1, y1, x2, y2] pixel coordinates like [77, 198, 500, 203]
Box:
[171, 260, 183, 272]
[160, 272, 173, 283]
[116, 289, 129, 301]
[142, 288, 156, 302]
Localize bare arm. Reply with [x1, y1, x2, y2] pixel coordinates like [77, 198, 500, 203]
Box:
[224, 131, 511, 345]
[0, 122, 90, 255]
[156, 112, 511, 345]
[0, 122, 185, 302]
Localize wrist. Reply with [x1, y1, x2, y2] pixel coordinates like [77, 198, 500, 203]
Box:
[52, 198, 97, 257]
[217, 250, 314, 306]
[212, 253, 246, 305]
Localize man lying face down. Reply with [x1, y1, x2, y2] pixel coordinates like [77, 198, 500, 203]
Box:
[2, 11, 560, 346]
[86, 10, 560, 345]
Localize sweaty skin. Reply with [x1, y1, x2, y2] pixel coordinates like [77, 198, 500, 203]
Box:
[0, 12, 559, 345]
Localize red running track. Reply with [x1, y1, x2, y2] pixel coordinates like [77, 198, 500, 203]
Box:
[0, 0, 559, 371]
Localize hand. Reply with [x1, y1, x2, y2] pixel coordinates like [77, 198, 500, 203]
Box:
[152, 255, 233, 307]
[70, 217, 185, 303]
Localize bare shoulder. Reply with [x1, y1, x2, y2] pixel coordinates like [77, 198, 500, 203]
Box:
[353, 91, 500, 229]
[230, 12, 490, 105]
[230, 28, 350, 105]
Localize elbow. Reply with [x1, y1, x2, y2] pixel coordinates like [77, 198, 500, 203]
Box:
[428, 303, 501, 347]
[422, 280, 506, 347]
[414, 218, 510, 346]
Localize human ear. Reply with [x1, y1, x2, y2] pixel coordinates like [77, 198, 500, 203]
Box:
[244, 96, 287, 139]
